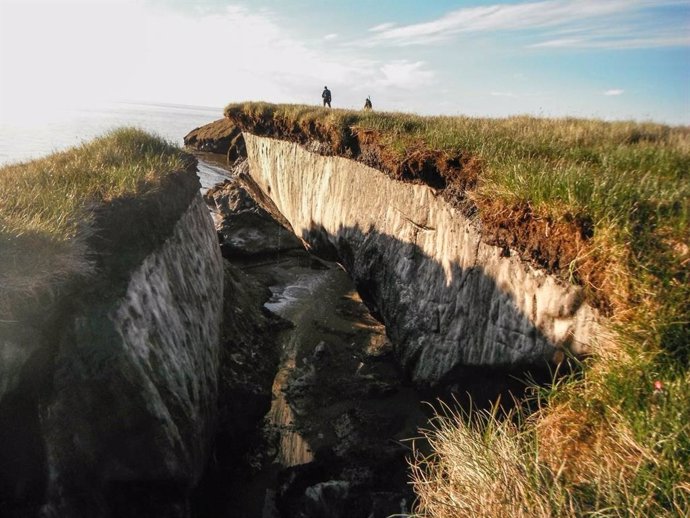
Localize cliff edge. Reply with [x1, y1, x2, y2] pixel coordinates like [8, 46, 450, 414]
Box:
[0, 130, 224, 517]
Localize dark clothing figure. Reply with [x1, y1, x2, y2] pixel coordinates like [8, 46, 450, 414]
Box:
[364, 97, 372, 111]
[322, 86, 332, 107]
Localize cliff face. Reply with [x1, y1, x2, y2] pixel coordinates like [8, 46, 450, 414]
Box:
[243, 134, 599, 383]
[184, 118, 246, 163]
[0, 171, 224, 516]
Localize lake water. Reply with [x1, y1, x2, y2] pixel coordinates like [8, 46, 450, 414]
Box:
[0, 101, 232, 188]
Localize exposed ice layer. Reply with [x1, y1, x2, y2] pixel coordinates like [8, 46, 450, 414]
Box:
[40, 194, 224, 515]
[244, 134, 600, 383]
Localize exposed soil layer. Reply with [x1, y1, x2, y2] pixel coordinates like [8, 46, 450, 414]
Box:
[475, 198, 600, 303]
[214, 110, 603, 310]
[184, 119, 246, 164]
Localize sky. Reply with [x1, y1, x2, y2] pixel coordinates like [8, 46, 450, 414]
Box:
[1, 0, 689, 125]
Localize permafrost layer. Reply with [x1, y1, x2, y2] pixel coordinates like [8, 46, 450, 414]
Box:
[0, 191, 224, 516]
[244, 134, 599, 383]
[45, 194, 223, 514]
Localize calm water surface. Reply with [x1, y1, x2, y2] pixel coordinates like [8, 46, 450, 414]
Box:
[0, 101, 223, 166]
[0, 101, 232, 188]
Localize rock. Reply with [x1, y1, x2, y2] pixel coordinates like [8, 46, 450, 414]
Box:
[302, 480, 351, 518]
[183, 118, 240, 155]
[205, 176, 304, 259]
[313, 341, 327, 360]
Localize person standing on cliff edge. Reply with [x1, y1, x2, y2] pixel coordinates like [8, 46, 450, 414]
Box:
[322, 86, 332, 107]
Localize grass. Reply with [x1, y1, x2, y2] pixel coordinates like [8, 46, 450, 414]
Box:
[224, 103, 690, 517]
[224, 102, 688, 228]
[411, 351, 690, 517]
[0, 128, 189, 318]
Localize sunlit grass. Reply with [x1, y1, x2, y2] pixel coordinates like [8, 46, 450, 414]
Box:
[0, 128, 189, 317]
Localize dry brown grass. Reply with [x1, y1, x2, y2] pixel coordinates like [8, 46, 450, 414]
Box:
[534, 405, 648, 487]
[410, 403, 567, 518]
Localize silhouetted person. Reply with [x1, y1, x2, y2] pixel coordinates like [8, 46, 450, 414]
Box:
[363, 96, 372, 111]
[322, 86, 332, 107]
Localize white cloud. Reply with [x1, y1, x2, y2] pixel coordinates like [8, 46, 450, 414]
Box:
[372, 61, 435, 89]
[0, 1, 439, 119]
[324, 33, 339, 40]
[358, 0, 689, 49]
[369, 22, 397, 32]
[491, 91, 517, 97]
[531, 34, 690, 49]
[529, 37, 582, 48]
[604, 89, 625, 96]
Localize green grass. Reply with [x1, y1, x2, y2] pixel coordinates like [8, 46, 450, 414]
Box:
[225, 102, 688, 346]
[225, 102, 689, 227]
[225, 102, 690, 516]
[0, 128, 189, 317]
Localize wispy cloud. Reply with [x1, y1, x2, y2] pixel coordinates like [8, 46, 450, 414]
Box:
[369, 22, 397, 32]
[531, 34, 690, 49]
[372, 61, 435, 89]
[604, 89, 625, 96]
[324, 33, 339, 40]
[491, 91, 518, 97]
[361, 0, 689, 49]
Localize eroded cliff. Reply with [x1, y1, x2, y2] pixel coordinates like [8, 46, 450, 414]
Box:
[0, 166, 224, 517]
[242, 134, 599, 383]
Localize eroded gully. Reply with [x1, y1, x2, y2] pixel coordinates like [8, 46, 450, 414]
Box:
[194, 155, 531, 518]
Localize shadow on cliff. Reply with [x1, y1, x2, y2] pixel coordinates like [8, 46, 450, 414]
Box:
[0, 171, 207, 517]
[300, 220, 578, 394]
[242, 221, 575, 518]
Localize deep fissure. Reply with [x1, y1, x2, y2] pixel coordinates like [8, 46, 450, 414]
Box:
[195, 156, 546, 518]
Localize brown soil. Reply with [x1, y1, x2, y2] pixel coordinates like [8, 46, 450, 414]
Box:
[202, 112, 603, 309]
[475, 199, 592, 276]
[184, 118, 240, 154]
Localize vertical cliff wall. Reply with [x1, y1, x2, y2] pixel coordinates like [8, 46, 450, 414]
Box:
[0, 172, 224, 517]
[243, 134, 599, 384]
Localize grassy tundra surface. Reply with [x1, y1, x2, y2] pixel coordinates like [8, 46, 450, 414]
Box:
[0, 128, 190, 318]
[225, 103, 689, 517]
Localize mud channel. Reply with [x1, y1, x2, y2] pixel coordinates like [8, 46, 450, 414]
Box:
[242, 253, 428, 517]
[193, 155, 534, 518]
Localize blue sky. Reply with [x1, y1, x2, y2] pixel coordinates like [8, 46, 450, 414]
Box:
[1, 0, 689, 124]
